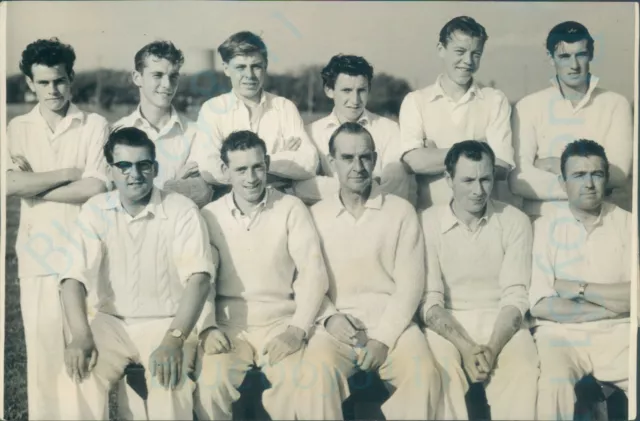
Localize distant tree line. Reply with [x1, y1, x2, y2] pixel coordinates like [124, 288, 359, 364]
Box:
[6, 65, 414, 117]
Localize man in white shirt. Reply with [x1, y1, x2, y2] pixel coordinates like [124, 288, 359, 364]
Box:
[296, 123, 442, 420]
[195, 130, 331, 420]
[291, 54, 414, 205]
[529, 139, 630, 420]
[113, 41, 220, 208]
[420, 141, 539, 420]
[197, 31, 318, 191]
[399, 16, 516, 211]
[509, 21, 633, 219]
[6, 38, 109, 420]
[57, 127, 216, 420]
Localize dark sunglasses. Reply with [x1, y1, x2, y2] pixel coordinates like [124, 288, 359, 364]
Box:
[110, 160, 155, 175]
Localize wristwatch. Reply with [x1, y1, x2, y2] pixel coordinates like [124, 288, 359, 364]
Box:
[577, 282, 587, 297]
[167, 328, 186, 341]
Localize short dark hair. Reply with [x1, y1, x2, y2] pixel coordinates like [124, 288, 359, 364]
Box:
[328, 122, 375, 157]
[20, 37, 76, 80]
[439, 16, 488, 48]
[218, 31, 268, 64]
[220, 131, 268, 165]
[445, 140, 496, 178]
[104, 127, 156, 165]
[134, 40, 184, 73]
[321, 54, 374, 90]
[560, 139, 609, 180]
[546, 21, 595, 59]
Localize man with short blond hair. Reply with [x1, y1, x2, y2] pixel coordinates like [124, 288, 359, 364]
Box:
[399, 16, 517, 211]
[113, 40, 220, 208]
[197, 31, 318, 191]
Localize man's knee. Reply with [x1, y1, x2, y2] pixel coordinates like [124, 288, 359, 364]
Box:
[196, 352, 248, 392]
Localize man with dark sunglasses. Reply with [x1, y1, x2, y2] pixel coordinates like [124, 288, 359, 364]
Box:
[56, 127, 217, 419]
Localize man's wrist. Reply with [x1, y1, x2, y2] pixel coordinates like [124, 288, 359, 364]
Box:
[71, 326, 93, 342]
[287, 325, 306, 340]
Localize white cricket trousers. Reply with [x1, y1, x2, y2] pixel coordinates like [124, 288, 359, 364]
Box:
[426, 308, 540, 420]
[296, 323, 442, 420]
[57, 312, 195, 420]
[19, 275, 67, 420]
[534, 322, 629, 420]
[193, 319, 304, 420]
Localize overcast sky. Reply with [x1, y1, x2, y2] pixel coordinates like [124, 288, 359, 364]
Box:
[6, 1, 637, 102]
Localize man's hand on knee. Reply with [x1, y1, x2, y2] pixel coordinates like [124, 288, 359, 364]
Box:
[149, 335, 184, 390]
[356, 339, 388, 372]
[200, 327, 234, 355]
[64, 332, 98, 383]
[262, 325, 306, 365]
[325, 313, 367, 346]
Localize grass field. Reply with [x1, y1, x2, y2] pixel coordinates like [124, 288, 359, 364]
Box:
[2, 103, 326, 420]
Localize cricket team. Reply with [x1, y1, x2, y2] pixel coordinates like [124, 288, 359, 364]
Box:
[6, 14, 633, 421]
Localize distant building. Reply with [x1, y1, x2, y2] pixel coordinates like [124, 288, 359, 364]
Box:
[181, 48, 216, 74]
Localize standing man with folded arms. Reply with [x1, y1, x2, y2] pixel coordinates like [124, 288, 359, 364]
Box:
[399, 16, 516, 211]
[530, 140, 630, 420]
[509, 21, 633, 220]
[194, 130, 330, 420]
[197, 31, 318, 192]
[420, 141, 539, 420]
[291, 54, 414, 205]
[296, 123, 442, 420]
[113, 40, 220, 208]
[5, 38, 109, 420]
[57, 127, 216, 420]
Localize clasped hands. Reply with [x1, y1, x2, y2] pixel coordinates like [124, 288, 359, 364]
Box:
[460, 342, 497, 384]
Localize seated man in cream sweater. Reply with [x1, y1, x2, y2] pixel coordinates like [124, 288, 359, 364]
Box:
[296, 123, 442, 420]
[420, 140, 539, 420]
[57, 127, 216, 420]
[194, 130, 335, 420]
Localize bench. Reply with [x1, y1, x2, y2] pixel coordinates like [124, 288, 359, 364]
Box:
[120, 364, 628, 421]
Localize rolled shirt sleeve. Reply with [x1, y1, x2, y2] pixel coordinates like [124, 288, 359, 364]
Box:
[367, 205, 425, 350]
[509, 99, 566, 201]
[7, 121, 25, 172]
[603, 96, 633, 187]
[196, 103, 228, 183]
[497, 208, 533, 316]
[58, 203, 104, 293]
[529, 217, 559, 309]
[81, 116, 110, 185]
[398, 91, 427, 154]
[187, 126, 225, 185]
[172, 204, 218, 286]
[287, 199, 330, 336]
[486, 91, 516, 169]
[270, 100, 319, 180]
[419, 209, 446, 321]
